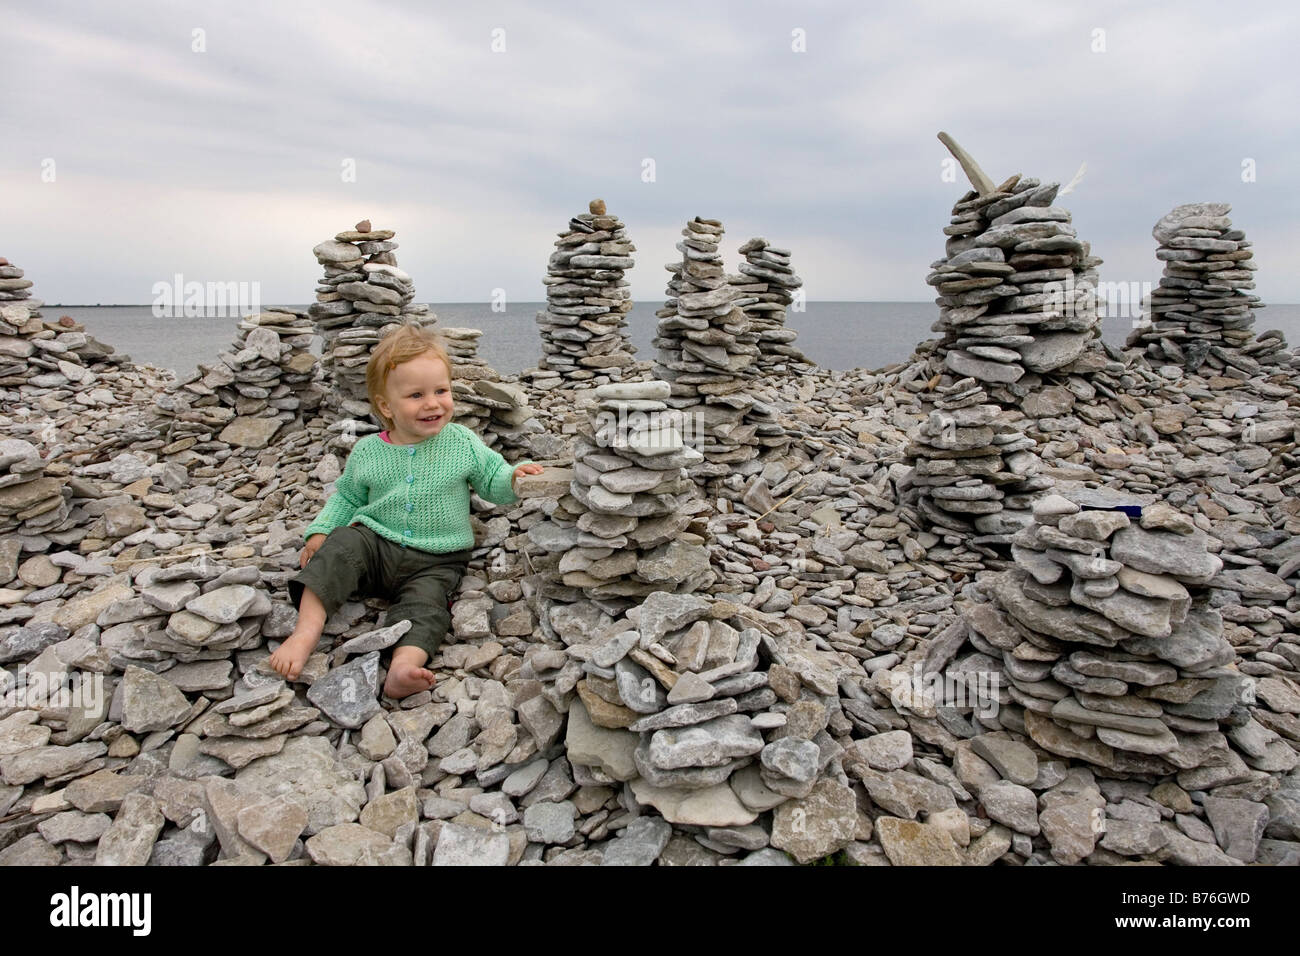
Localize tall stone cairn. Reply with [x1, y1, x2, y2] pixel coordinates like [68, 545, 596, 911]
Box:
[732, 238, 809, 371]
[527, 380, 714, 623]
[308, 221, 434, 422]
[533, 199, 637, 390]
[653, 217, 763, 479]
[1126, 202, 1272, 372]
[926, 135, 1105, 403]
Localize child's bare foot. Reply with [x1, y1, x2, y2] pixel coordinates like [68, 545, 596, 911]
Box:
[384, 646, 437, 699]
[269, 629, 321, 681]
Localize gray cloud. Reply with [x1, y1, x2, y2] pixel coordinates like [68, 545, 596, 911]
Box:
[3, 0, 1296, 305]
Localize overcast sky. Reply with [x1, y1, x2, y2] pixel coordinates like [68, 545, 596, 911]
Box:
[4, 0, 1298, 306]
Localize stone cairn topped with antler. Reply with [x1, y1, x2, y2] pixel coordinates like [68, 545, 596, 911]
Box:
[923, 134, 1106, 400]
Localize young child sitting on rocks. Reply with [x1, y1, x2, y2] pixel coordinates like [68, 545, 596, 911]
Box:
[269, 324, 542, 698]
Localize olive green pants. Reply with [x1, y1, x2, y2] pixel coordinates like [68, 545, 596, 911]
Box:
[288, 523, 469, 660]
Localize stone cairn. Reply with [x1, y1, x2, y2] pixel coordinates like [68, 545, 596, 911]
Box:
[532, 200, 637, 390]
[0, 279, 127, 398]
[1127, 202, 1280, 372]
[654, 217, 771, 481]
[925, 486, 1296, 785]
[904, 376, 1045, 557]
[439, 327, 544, 459]
[308, 221, 434, 423]
[0, 436, 70, 545]
[925, 133, 1105, 401]
[0, 256, 35, 308]
[731, 238, 809, 372]
[527, 380, 715, 626]
[167, 309, 323, 444]
[510, 588, 871, 864]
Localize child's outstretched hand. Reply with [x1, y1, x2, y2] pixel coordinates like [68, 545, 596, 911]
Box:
[514, 463, 544, 482]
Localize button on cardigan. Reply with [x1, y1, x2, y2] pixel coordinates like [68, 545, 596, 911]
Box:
[303, 423, 528, 552]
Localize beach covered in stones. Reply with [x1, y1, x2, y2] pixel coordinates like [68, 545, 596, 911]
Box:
[2, 171, 1300, 867]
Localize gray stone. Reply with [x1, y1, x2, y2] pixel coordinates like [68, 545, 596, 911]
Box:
[37, 809, 112, 845]
[600, 815, 672, 866]
[306, 822, 395, 866]
[236, 736, 366, 835]
[851, 730, 914, 771]
[978, 781, 1040, 835]
[759, 737, 821, 783]
[565, 697, 638, 782]
[970, 735, 1039, 785]
[523, 800, 577, 844]
[770, 778, 858, 864]
[1110, 526, 1223, 585]
[433, 822, 511, 866]
[120, 665, 191, 733]
[647, 715, 764, 770]
[94, 792, 165, 865]
[306, 651, 382, 729]
[1202, 796, 1269, 863]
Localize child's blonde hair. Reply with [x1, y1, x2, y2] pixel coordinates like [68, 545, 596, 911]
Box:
[366, 322, 453, 431]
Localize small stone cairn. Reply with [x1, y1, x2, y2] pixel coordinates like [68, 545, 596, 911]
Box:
[170, 309, 323, 448]
[532, 200, 637, 390]
[308, 221, 434, 421]
[653, 217, 764, 480]
[731, 238, 809, 372]
[0, 269, 127, 398]
[925, 486, 1295, 783]
[925, 133, 1105, 401]
[527, 380, 714, 623]
[0, 437, 71, 544]
[0, 256, 36, 308]
[439, 327, 543, 458]
[1127, 202, 1276, 372]
[515, 590, 867, 863]
[904, 376, 1045, 554]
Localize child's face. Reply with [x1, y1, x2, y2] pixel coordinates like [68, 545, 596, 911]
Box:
[374, 352, 455, 442]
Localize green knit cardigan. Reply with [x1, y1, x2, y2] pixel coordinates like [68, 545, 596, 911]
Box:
[304, 423, 527, 552]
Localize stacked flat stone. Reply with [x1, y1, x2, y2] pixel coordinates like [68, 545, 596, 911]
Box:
[905, 377, 1045, 554]
[926, 174, 1104, 399]
[731, 238, 809, 371]
[533, 199, 636, 388]
[510, 590, 866, 863]
[527, 380, 714, 621]
[185, 309, 322, 421]
[443, 328, 494, 437]
[1127, 203, 1264, 371]
[0, 437, 70, 544]
[937, 486, 1290, 781]
[0, 300, 128, 398]
[653, 217, 763, 479]
[0, 256, 36, 307]
[438, 327, 542, 457]
[307, 222, 434, 420]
